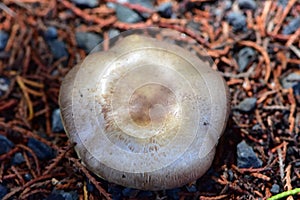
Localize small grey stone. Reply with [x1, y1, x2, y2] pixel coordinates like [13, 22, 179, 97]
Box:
[224, 0, 232, 10]
[277, 0, 288, 7]
[281, 72, 300, 89]
[157, 2, 173, 18]
[0, 76, 10, 97]
[237, 141, 263, 168]
[27, 138, 55, 160]
[24, 173, 32, 181]
[116, 4, 143, 23]
[71, 0, 99, 8]
[236, 97, 257, 112]
[0, 184, 8, 199]
[166, 188, 180, 200]
[122, 188, 138, 197]
[226, 12, 247, 32]
[0, 135, 14, 155]
[12, 152, 25, 165]
[52, 108, 64, 133]
[237, 47, 256, 72]
[44, 26, 58, 40]
[270, 184, 280, 194]
[238, 0, 257, 10]
[108, 29, 120, 39]
[0, 30, 9, 51]
[75, 32, 103, 53]
[46, 190, 78, 200]
[282, 17, 300, 35]
[47, 39, 69, 59]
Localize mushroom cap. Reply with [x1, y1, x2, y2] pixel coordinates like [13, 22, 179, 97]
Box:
[59, 31, 229, 190]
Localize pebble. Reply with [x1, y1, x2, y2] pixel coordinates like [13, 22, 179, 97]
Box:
[71, 0, 99, 8]
[75, 32, 103, 53]
[85, 178, 95, 192]
[237, 141, 263, 168]
[282, 17, 300, 35]
[47, 39, 69, 60]
[0, 30, 9, 51]
[108, 29, 120, 39]
[226, 12, 247, 32]
[115, 0, 154, 23]
[281, 72, 300, 89]
[52, 108, 65, 132]
[0, 184, 8, 199]
[24, 173, 33, 181]
[185, 184, 197, 192]
[270, 183, 280, 194]
[238, 0, 257, 10]
[137, 190, 153, 198]
[122, 188, 138, 197]
[157, 2, 173, 18]
[27, 138, 55, 160]
[0, 76, 10, 97]
[237, 47, 256, 72]
[44, 26, 58, 40]
[0, 135, 14, 155]
[292, 82, 300, 104]
[116, 3, 143, 23]
[236, 97, 257, 112]
[12, 152, 25, 165]
[166, 188, 180, 200]
[46, 190, 78, 200]
[224, 0, 232, 10]
[277, 0, 288, 7]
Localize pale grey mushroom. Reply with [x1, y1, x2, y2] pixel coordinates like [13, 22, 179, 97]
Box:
[59, 32, 230, 190]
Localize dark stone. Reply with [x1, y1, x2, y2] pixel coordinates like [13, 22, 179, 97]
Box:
[226, 12, 247, 32]
[166, 188, 180, 200]
[75, 32, 103, 53]
[27, 138, 55, 160]
[157, 2, 173, 18]
[277, 0, 288, 7]
[237, 47, 256, 72]
[0, 30, 9, 51]
[52, 109, 64, 133]
[237, 141, 263, 168]
[224, 0, 232, 10]
[137, 190, 153, 198]
[0, 184, 8, 199]
[24, 173, 33, 181]
[282, 17, 300, 35]
[0, 135, 14, 155]
[47, 39, 69, 60]
[270, 184, 280, 194]
[70, 0, 99, 8]
[185, 184, 197, 192]
[0, 76, 10, 97]
[236, 97, 257, 112]
[281, 72, 300, 89]
[46, 190, 78, 200]
[12, 152, 25, 165]
[44, 26, 58, 40]
[115, 4, 142, 23]
[238, 0, 257, 10]
[85, 178, 94, 192]
[122, 188, 138, 197]
[292, 82, 300, 104]
[108, 29, 120, 39]
[108, 185, 122, 200]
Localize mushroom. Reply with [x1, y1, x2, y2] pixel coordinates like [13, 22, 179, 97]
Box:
[59, 29, 230, 190]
